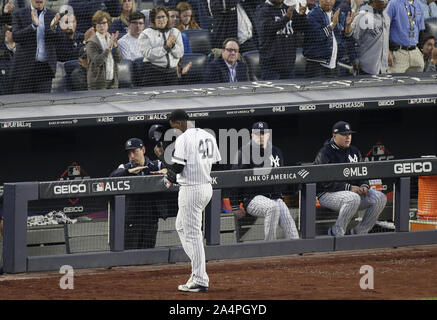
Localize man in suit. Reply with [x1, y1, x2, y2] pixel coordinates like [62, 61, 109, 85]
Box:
[12, 0, 62, 94]
[205, 38, 248, 83]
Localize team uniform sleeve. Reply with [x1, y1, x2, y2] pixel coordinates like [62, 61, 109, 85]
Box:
[172, 135, 187, 165]
[212, 137, 222, 163]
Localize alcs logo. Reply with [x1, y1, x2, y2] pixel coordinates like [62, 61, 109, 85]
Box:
[394, 162, 432, 174]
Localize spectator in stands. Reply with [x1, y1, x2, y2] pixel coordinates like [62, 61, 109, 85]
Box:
[68, 0, 121, 33]
[176, 2, 200, 30]
[418, 0, 437, 19]
[303, 0, 356, 78]
[210, 0, 260, 53]
[231, 121, 300, 241]
[1, 0, 15, 43]
[118, 11, 145, 61]
[109, 0, 135, 37]
[166, 7, 192, 81]
[110, 137, 166, 250]
[168, 6, 191, 53]
[204, 38, 248, 83]
[257, 0, 307, 80]
[0, 24, 14, 94]
[71, 45, 88, 90]
[350, 0, 390, 75]
[86, 10, 122, 90]
[11, 0, 63, 94]
[314, 121, 387, 236]
[386, 0, 426, 73]
[420, 33, 437, 71]
[137, 6, 184, 87]
[57, 13, 85, 62]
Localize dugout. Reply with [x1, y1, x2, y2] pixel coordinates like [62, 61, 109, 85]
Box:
[1, 74, 437, 216]
[1, 74, 437, 272]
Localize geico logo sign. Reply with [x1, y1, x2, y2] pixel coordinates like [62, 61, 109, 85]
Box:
[299, 104, 316, 111]
[54, 184, 87, 195]
[64, 206, 84, 213]
[343, 166, 368, 177]
[128, 115, 145, 121]
[394, 162, 432, 174]
[93, 181, 131, 192]
[378, 100, 395, 106]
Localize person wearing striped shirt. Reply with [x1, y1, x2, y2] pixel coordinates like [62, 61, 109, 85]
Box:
[154, 109, 221, 293]
[118, 11, 145, 61]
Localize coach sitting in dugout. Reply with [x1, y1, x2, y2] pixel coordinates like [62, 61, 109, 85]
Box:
[110, 137, 167, 250]
[314, 121, 387, 237]
[231, 121, 299, 241]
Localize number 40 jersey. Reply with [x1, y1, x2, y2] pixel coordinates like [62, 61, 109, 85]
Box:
[172, 128, 222, 186]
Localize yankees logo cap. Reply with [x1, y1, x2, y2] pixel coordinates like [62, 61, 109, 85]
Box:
[125, 138, 144, 150]
[332, 121, 356, 134]
[252, 121, 269, 133]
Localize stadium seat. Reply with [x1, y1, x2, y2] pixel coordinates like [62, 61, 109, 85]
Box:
[182, 29, 212, 55]
[242, 50, 260, 81]
[425, 18, 437, 41]
[294, 47, 307, 79]
[180, 53, 207, 85]
[118, 60, 133, 89]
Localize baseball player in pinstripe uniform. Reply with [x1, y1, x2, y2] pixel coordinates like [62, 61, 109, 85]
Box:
[314, 121, 387, 236]
[155, 109, 221, 293]
[231, 122, 299, 241]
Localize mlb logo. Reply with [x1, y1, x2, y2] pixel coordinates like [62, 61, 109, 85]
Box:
[92, 182, 105, 192]
[68, 166, 81, 176]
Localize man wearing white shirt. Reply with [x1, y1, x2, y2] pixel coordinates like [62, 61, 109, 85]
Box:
[118, 11, 145, 61]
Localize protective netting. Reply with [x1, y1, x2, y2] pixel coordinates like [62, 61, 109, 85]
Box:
[1, 0, 436, 95]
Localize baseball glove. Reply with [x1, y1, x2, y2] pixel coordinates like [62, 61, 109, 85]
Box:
[165, 169, 177, 184]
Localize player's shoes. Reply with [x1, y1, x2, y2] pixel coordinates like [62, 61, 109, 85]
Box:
[178, 282, 209, 293]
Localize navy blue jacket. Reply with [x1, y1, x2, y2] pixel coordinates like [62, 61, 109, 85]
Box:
[314, 138, 370, 197]
[110, 157, 162, 177]
[205, 56, 248, 83]
[256, 1, 306, 72]
[232, 141, 286, 208]
[303, 5, 356, 63]
[56, 31, 85, 62]
[12, 7, 61, 77]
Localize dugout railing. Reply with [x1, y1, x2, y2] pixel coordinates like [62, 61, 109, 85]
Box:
[2, 158, 437, 274]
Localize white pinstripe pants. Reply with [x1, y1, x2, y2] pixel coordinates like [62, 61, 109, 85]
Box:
[318, 189, 387, 236]
[176, 184, 212, 287]
[247, 195, 299, 241]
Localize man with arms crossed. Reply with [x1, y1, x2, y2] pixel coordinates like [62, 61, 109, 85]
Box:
[314, 121, 387, 236]
[155, 109, 221, 293]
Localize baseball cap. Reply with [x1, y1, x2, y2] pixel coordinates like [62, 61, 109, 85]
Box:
[332, 121, 356, 134]
[252, 121, 269, 133]
[125, 138, 144, 150]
